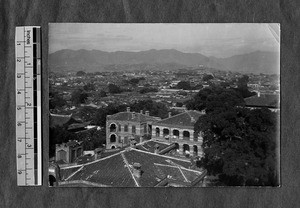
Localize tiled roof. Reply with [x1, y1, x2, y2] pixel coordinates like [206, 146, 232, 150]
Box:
[153, 110, 204, 128]
[154, 163, 186, 182]
[244, 94, 280, 108]
[61, 147, 206, 187]
[67, 121, 91, 131]
[107, 112, 161, 123]
[60, 166, 82, 181]
[123, 149, 192, 187]
[50, 113, 73, 128]
[76, 154, 95, 164]
[66, 152, 137, 187]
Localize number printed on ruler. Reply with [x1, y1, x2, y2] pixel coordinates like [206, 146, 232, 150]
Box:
[15, 26, 42, 186]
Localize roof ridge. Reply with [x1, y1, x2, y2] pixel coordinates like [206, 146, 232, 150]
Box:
[177, 166, 189, 182]
[65, 165, 84, 181]
[59, 180, 110, 187]
[186, 111, 192, 120]
[154, 111, 189, 123]
[121, 152, 140, 187]
[156, 110, 202, 123]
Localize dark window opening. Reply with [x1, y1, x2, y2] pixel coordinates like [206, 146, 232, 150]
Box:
[156, 128, 160, 137]
[163, 128, 170, 137]
[110, 134, 116, 143]
[110, 123, 117, 132]
[183, 131, 190, 140]
[49, 175, 56, 187]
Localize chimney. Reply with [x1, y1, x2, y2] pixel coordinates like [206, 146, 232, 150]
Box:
[127, 107, 130, 112]
[168, 112, 172, 118]
[132, 163, 142, 178]
[132, 112, 136, 119]
[140, 110, 143, 114]
[145, 111, 149, 116]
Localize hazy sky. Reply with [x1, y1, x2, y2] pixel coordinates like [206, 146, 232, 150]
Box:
[49, 23, 280, 58]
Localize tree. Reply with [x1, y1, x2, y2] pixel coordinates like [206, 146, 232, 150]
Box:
[237, 75, 249, 88]
[76, 71, 86, 76]
[203, 74, 214, 81]
[71, 89, 88, 105]
[108, 84, 122, 94]
[186, 86, 245, 113]
[233, 75, 256, 98]
[75, 106, 97, 122]
[129, 78, 141, 85]
[175, 81, 192, 90]
[92, 104, 127, 127]
[195, 107, 279, 186]
[49, 93, 67, 109]
[130, 100, 173, 119]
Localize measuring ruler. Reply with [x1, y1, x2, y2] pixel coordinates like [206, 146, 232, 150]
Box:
[15, 26, 42, 186]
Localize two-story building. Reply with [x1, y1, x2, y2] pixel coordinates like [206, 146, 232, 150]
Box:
[152, 110, 205, 157]
[106, 107, 161, 149]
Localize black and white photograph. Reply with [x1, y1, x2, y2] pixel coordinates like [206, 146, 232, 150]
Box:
[48, 23, 280, 187]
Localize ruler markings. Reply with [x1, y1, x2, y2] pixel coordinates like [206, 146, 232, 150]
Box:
[16, 26, 42, 186]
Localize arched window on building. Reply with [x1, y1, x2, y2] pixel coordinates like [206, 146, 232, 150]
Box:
[163, 128, 170, 137]
[156, 127, 160, 137]
[183, 144, 190, 157]
[183, 131, 190, 140]
[148, 124, 152, 134]
[174, 143, 180, 154]
[110, 123, 117, 132]
[132, 125, 136, 134]
[110, 134, 116, 143]
[173, 129, 179, 138]
[193, 145, 198, 156]
[124, 125, 128, 132]
[118, 124, 121, 132]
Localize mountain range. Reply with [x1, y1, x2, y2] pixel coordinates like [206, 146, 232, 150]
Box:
[48, 49, 280, 74]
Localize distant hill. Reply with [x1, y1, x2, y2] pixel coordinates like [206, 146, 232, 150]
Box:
[48, 49, 279, 74]
[213, 51, 280, 74]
